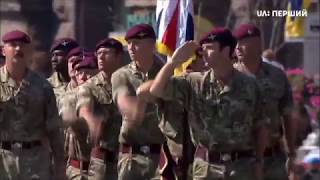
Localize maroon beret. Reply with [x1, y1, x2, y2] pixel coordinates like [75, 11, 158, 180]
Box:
[199, 27, 237, 52]
[125, 24, 156, 41]
[73, 52, 97, 70]
[233, 24, 261, 40]
[95, 38, 123, 52]
[66, 47, 87, 60]
[2, 30, 31, 44]
[50, 38, 79, 53]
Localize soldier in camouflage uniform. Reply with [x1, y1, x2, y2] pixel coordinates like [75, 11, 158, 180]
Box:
[157, 52, 207, 180]
[149, 27, 268, 180]
[111, 24, 165, 180]
[61, 47, 85, 173]
[76, 38, 123, 180]
[157, 98, 194, 180]
[58, 51, 98, 180]
[233, 24, 295, 180]
[48, 38, 78, 98]
[0, 30, 66, 180]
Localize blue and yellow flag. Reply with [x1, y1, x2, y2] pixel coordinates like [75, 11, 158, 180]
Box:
[285, 0, 311, 39]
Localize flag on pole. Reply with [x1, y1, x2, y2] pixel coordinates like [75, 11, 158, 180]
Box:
[285, 0, 310, 39]
[156, 0, 194, 75]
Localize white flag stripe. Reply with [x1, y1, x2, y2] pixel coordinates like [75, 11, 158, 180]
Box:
[176, 0, 194, 48]
[156, 0, 178, 41]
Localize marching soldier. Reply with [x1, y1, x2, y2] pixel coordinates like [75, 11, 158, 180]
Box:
[0, 30, 66, 179]
[149, 27, 268, 179]
[233, 24, 296, 180]
[58, 50, 98, 180]
[76, 38, 123, 180]
[157, 51, 206, 180]
[111, 24, 165, 180]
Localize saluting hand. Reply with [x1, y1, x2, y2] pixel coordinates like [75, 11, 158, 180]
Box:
[168, 41, 199, 65]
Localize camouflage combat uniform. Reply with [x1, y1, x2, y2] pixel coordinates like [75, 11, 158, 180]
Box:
[158, 100, 194, 180]
[58, 84, 91, 180]
[159, 69, 266, 180]
[248, 62, 293, 180]
[0, 66, 64, 180]
[48, 72, 69, 98]
[111, 61, 165, 180]
[76, 71, 121, 180]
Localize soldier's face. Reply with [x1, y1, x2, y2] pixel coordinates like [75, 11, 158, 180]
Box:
[3, 41, 31, 65]
[67, 56, 79, 78]
[188, 56, 207, 72]
[75, 68, 97, 85]
[235, 37, 261, 63]
[51, 50, 66, 71]
[96, 47, 119, 71]
[201, 42, 223, 67]
[127, 38, 155, 62]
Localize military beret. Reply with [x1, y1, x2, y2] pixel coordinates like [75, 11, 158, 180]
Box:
[233, 24, 261, 40]
[66, 47, 88, 60]
[73, 52, 97, 70]
[125, 24, 156, 41]
[50, 38, 79, 53]
[2, 30, 31, 44]
[95, 38, 123, 52]
[199, 27, 237, 52]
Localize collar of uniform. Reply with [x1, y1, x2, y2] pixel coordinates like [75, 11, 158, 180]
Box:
[256, 62, 270, 78]
[208, 68, 236, 94]
[65, 80, 77, 91]
[128, 61, 149, 80]
[129, 59, 162, 80]
[0, 66, 32, 87]
[89, 71, 111, 87]
[49, 72, 65, 88]
[0, 66, 11, 84]
[128, 61, 138, 74]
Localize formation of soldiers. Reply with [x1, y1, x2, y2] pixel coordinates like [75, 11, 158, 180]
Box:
[0, 23, 303, 180]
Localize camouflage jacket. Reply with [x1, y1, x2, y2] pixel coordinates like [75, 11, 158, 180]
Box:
[76, 71, 121, 152]
[255, 62, 293, 139]
[0, 66, 62, 141]
[161, 68, 266, 151]
[158, 100, 187, 158]
[235, 62, 293, 140]
[47, 72, 68, 98]
[111, 61, 165, 144]
[58, 85, 91, 161]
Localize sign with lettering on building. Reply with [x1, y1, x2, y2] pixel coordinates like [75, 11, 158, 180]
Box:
[125, 0, 157, 7]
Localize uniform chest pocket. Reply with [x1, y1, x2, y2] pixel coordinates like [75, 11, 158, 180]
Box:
[259, 78, 282, 101]
[93, 86, 113, 105]
[128, 74, 144, 91]
[198, 95, 219, 119]
[228, 97, 254, 124]
[0, 85, 14, 102]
